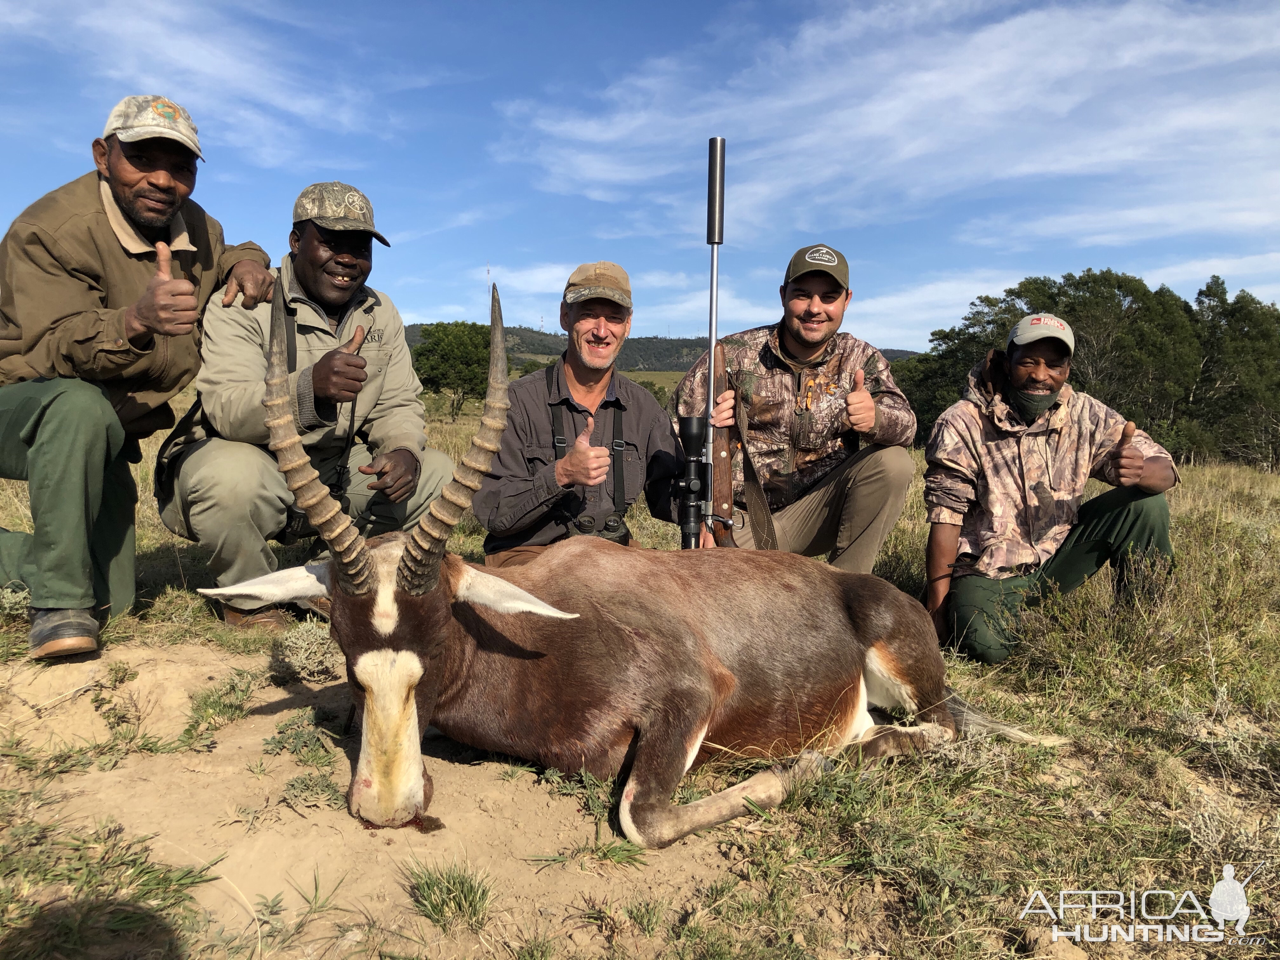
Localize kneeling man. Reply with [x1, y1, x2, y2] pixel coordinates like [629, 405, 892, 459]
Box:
[924, 315, 1177, 663]
[158, 182, 452, 627]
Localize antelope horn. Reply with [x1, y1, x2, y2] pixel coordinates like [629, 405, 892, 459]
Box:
[396, 284, 510, 594]
[262, 280, 373, 594]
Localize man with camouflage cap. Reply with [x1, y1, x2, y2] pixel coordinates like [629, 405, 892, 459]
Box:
[924, 314, 1177, 664]
[0, 94, 273, 659]
[672, 244, 916, 572]
[157, 182, 452, 628]
[474, 262, 702, 566]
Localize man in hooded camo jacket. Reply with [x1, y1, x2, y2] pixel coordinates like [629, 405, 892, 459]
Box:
[672, 244, 916, 573]
[923, 314, 1177, 664]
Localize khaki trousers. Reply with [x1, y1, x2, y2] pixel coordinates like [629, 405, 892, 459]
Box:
[160, 438, 454, 601]
[732, 444, 913, 575]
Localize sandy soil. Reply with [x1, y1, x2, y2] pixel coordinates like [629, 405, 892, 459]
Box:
[1, 641, 754, 957]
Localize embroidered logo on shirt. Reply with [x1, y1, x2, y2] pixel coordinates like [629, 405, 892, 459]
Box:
[363, 329, 384, 344]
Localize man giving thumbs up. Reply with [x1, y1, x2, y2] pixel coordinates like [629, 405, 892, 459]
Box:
[924, 315, 1177, 664]
[157, 183, 453, 628]
[671, 244, 917, 574]
[0, 95, 273, 659]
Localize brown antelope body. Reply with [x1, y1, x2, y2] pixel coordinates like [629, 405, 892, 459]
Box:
[203, 285, 1046, 849]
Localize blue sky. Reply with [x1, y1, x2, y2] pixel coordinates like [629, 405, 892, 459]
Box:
[1, 0, 1277, 351]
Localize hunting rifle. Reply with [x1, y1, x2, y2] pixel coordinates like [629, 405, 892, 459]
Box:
[678, 137, 737, 548]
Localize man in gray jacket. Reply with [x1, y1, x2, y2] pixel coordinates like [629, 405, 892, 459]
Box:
[157, 182, 452, 627]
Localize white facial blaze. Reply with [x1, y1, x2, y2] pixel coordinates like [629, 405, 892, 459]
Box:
[350, 649, 425, 826]
[370, 547, 402, 636]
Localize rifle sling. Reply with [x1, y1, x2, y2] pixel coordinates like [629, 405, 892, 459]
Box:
[734, 384, 778, 551]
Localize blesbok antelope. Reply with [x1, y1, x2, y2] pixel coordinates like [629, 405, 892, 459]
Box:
[203, 286, 1056, 849]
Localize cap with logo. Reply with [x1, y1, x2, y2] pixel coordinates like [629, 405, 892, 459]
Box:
[785, 244, 849, 290]
[103, 95, 202, 159]
[563, 261, 632, 310]
[1007, 314, 1075, 356]
[292, 182, 389, 247]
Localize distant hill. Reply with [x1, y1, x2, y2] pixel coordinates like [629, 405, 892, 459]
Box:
[405, 324, 917, 370]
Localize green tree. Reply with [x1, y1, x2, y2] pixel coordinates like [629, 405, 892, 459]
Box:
[633, 379, 668, 410]
[412, 322, 490, 421]
[1186, 277, 1280, 467]
[895, 269, 1203, 449]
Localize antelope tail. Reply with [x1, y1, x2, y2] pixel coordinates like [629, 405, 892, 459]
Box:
[946, 688, 1069, 747]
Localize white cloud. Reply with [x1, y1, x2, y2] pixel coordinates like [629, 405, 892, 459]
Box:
[0, 0, 375, 168]
[1142, 251, 1280, 287]
[498, 1, 1280, 248]
[476, 263, 576, 296]
[844, 271, 1021, 350]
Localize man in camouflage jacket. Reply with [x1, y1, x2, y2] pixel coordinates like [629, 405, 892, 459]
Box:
[924, 314, 1177, 664]
[673, 244, 915, 573]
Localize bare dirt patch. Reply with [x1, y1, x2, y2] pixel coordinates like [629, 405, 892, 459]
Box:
[2, 642, 747, 957]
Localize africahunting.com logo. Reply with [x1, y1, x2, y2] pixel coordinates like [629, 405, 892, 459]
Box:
[1020, 863, 1267, 946]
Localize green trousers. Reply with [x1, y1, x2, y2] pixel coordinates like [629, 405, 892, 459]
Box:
[0, 379, 136, 614]
[947, 486, 1173, 664]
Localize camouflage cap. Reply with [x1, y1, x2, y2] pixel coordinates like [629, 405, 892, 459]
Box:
[292, 182, 389, 246]
[103, 95, 202, 159]
[785, 244, 849, 289]
[563, 261, 632, 310]
[1008, 314, 1075, 356]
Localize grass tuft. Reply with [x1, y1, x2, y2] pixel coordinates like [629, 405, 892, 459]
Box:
[402, 858, 493, 933]
[281, 772, 345, 811]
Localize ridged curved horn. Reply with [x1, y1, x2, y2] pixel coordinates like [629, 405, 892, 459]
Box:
[396, 284, 510, 595]
[262, 281, 373, 594]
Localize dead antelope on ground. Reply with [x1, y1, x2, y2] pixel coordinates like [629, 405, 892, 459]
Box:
[202, 286, 1062, 849]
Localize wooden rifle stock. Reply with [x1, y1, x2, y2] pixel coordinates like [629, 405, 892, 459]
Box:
[710, 342, 736, 547]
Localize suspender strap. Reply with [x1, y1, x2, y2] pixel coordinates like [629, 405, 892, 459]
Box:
[545, 364, 626, 507]
[612, 404, 625, 511]
[547, 365, 567, 460]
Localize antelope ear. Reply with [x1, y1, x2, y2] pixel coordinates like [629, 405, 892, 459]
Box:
[454, 566, 578, 619]
[199, 563, 332, 606]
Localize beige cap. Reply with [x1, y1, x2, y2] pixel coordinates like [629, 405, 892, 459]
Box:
[563, 261, 632, 309]
[1008, 314, 1075, 356]
[103, 95, 202, 159]
[292, 182, 389, 246]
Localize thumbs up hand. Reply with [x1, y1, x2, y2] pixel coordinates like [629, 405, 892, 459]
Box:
[846, 367, 877, 433]
[312, 325, 368, 403]
[555, 414, 611, 488]
[124, 241, 199, 344]
[1109, 420, 1145, 486]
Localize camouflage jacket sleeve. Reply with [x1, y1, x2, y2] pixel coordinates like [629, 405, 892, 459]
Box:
[671, 350, 710, 421]
[859, 348, 917, 447]
[923, 404, 979, 525]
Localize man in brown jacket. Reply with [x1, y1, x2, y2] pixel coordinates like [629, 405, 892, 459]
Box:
[0, 95, 272, 658]
[672, 244, 916, 574]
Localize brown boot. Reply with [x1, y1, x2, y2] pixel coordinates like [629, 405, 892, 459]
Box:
[221, 604, 294, 631]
